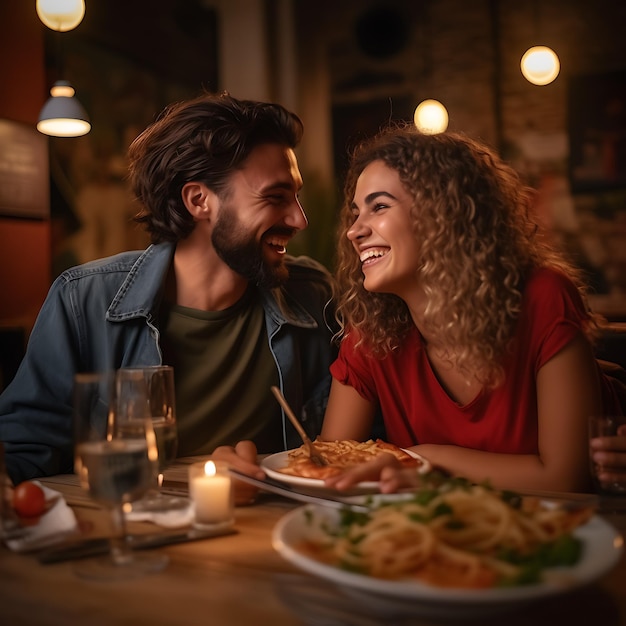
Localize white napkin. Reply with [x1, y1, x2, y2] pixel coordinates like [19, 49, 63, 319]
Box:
[5, 482, 79, 552]
[125, 501, 195, 529]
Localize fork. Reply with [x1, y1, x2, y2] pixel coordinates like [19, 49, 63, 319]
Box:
[229, 468, 369, 512]
[270, 386, 327, 466]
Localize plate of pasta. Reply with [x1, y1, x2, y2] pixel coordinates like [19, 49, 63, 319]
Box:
[261, 439, 430, 492]
[272, 476, 623, 619]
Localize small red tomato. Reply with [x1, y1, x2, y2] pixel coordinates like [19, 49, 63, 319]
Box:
[12, 481, 46, 518]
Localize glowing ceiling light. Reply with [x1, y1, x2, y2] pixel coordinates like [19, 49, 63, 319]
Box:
[36, 0, 85, 32]
[414, 99, 449, 135]
[520, 46, 560, 86]
[37, 81, 91, 137]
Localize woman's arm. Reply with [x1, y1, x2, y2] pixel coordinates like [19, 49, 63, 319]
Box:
[320, 379, 377, 442]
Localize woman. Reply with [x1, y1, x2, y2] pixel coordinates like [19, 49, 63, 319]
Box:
[321, 125, 625, 494]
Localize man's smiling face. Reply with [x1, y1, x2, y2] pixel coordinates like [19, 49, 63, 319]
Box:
[211, 143, 307, 288]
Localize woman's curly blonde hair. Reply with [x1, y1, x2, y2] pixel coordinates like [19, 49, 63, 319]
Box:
[334, 124, 597, 387]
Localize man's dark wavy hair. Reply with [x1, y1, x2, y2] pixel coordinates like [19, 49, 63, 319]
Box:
[127, 91, 304, 243]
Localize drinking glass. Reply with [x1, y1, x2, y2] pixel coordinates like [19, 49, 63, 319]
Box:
[73, 371, 169, 580]
[589, 414, 626, 495]
[117, 366, 188, 512]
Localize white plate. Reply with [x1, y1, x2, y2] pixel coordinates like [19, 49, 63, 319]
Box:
[261, 448, 431, 492]
[272, 502, 624, 620]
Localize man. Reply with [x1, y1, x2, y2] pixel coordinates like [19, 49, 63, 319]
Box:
[0, 93, 336, 486]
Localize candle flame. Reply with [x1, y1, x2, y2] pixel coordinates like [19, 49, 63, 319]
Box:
[204, 460, 216, 477]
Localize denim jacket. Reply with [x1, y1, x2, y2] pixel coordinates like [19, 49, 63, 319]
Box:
[0, 243, 336, 483]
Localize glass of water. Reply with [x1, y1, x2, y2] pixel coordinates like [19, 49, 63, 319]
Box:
[73, 371, 169, 580]
[116, 366, 188, 512]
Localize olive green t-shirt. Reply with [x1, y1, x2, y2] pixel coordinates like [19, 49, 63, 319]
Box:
[160, 287, 281, 456]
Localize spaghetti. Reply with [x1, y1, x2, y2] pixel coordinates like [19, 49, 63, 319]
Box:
[278, 438, 422, 480]
[301, 475, 594, 588]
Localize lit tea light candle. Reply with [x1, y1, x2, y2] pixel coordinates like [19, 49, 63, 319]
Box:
[189, 460, 234, 527]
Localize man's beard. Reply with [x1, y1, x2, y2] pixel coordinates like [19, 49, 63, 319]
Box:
[211, 206, 290, 290]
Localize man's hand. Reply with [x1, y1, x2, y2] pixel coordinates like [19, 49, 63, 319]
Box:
[212, 440, 266, 505]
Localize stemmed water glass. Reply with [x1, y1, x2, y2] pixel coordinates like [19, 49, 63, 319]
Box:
[117, 366, 188, 512]
[72, 371, 169, 580]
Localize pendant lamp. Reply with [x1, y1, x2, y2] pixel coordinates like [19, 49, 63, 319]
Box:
[520, 1, 560, 86]
[411, 7, 448, 136]
[37, 81, 91, 137]
[36, 0, 85, 32]
[36, 0, 90, 137]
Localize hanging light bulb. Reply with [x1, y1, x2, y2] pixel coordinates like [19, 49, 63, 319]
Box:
[36, 1, 90, 136]
[37, 81, 91, 137]
[520, 45, 560, 86]
[36, 0, 85, 32]
[414, 99, 449, 135]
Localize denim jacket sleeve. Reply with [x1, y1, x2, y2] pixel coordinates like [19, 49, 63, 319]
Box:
[0, 274, 85, 482]
[0, 247, 167, 484]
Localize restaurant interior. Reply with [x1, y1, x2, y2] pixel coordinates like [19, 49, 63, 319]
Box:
[2, 3, 626, 624]
[0, 0, 625, 386]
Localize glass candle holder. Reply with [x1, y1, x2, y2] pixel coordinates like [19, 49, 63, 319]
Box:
[188, 460, 234, 528]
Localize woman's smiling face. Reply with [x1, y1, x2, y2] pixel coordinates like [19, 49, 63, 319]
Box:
[347, 160, 421, 298]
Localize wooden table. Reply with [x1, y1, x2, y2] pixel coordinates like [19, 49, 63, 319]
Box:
[2, 464, 626, 626]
